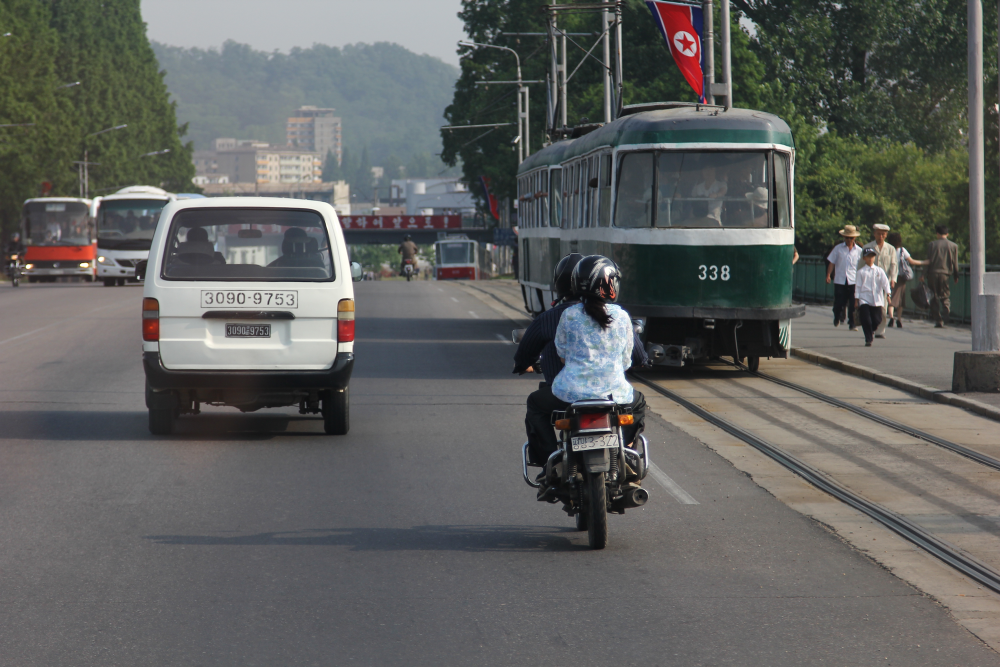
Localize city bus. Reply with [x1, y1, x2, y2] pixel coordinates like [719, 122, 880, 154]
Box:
[20, 197, 96, 283]
[93, 186, 176, 286]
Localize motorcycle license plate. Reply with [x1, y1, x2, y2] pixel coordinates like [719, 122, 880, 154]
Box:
[226, 323, 271, 338]
[571, 433, 618, 451]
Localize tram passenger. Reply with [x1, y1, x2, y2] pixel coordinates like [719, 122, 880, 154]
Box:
[690, 166, 727, 223]
[746, 187, 769, 227]
[519, 255, 647, 474]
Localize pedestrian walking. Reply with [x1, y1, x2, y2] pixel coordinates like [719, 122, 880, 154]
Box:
[886, 231, 927, 329]
[825, 225, 863, 330]
[856, 223, 898, 338]
[923, 224, 960, 328]
[855, 248, 892, 347]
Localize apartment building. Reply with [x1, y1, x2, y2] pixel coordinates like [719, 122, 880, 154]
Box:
[286, 106, 342, 166]
[193, 138, 322, 185]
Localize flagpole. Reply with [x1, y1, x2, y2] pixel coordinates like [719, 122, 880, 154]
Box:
[702, 0, 714, 104]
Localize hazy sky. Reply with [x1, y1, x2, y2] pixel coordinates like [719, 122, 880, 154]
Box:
[140, 0, 467, 66]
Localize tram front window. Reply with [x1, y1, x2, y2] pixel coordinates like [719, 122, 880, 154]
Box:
[23, 201, 92, 246]
[437, 242, 474, 265]
[616, 151, 786, 228]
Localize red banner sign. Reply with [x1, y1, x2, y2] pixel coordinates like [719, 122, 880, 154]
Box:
[339, 215, 464, 230]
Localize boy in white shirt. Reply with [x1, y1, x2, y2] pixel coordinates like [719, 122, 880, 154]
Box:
[855, 247, 892, 346]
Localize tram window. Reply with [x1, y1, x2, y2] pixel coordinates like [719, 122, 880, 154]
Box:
[550, 169, 562, 227]
[565, 163, 576, 229]
[540, 170, 549, 227]
[580, 159, 590, 228]
[587, 156, 597, 227]
[614, 153, 654, 228]
[651, 150, 770, 228]
[599, 153, 612, 226]
[774, 153, 791, 228]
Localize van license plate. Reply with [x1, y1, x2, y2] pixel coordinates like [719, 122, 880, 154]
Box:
[571, 433, 618, 451]
[225, 324, 271, 338]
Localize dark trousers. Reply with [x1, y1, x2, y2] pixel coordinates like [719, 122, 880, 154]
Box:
[525, 385, 646, 463]
[833, 283, 856, 327]
[927, 273, 952, 324]
[859, 304, 882, 343]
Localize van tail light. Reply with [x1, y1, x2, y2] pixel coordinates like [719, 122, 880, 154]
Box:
[337, 298, 355, 342]
[142, 298, 159, 341]
[579, 413, 610, 430]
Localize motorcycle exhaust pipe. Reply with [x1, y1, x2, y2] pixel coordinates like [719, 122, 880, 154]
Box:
[622, 487, 649, 508]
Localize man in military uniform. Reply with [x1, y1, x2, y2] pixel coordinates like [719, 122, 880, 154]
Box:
[924, 225, 960, 328]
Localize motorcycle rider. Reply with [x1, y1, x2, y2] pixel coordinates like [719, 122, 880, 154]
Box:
[5, 232, 24, 257]
[516, 254, 647, 467]
[398, 234, 418, 275]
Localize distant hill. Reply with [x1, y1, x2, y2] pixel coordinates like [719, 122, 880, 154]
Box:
[151, 41, 459, 166]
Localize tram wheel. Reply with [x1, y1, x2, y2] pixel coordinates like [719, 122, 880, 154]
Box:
[741, 356, 760, 372]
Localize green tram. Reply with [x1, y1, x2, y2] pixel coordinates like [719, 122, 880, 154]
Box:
[516, 102, 804, 369]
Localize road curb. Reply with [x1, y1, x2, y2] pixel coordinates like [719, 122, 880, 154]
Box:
[791, 347, 1000, 423]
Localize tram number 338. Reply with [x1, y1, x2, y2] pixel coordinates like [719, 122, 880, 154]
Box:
[697, 265, 731, 281]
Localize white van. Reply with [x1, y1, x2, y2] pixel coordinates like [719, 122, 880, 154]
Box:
[138, 197, 362, 436]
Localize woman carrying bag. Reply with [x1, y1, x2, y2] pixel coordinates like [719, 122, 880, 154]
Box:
[887, 231, 927, 328]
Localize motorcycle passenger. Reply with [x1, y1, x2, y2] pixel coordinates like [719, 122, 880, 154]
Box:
[522, 255, 647, 465]
[398, 234, 418, 275]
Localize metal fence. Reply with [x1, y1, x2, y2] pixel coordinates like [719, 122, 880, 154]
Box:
[794, 256, 1000, 325]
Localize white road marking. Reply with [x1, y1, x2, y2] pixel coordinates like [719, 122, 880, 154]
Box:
[495, 333, 513, 345]
[468, 311, 480, 319]
[438, 288, 444, 292]
[647, 463, 699, 505]
[450, 297, 459, 303]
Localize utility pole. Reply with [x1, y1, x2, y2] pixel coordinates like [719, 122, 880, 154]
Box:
[702, 0, 715, 105]
[602, 8, 612, 123]
[720, 0, 732, 109]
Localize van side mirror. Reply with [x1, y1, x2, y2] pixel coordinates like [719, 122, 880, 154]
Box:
[135, 260, 148, 281]
[350, 261, 363, 282]
[512, 328, 525, 344]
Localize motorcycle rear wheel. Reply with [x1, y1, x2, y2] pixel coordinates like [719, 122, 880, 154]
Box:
[587, 471, 608, 549]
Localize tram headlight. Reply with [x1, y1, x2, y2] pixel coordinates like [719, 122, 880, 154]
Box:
[23, 263, 33, 270]
[79, 262, 91, 268]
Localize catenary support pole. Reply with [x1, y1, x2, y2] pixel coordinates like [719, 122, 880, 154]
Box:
[720, 0, 732, 109]
[614, 1, 623, 118]
[549, 13, 558, 135]
[524, 86, 530, 156]
[969, 0, 986, 350]
[603, 8, 612, 123]
[702, 0, 715, 105]
[560, 30, 568, 129]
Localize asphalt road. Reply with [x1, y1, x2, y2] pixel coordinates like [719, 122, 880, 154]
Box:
[0, 279, 997, 666]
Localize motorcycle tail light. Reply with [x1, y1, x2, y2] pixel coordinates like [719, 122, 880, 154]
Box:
[618, 414, 634, 425]
[579, 413, 610, 430]
[142, 298, 159, 341]
[554, 418, 570, 430]
[337, 298, 355, 342]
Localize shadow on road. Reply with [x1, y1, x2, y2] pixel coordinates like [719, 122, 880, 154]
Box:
[145, 525, 584, 552]
[0, 410, 328, 441]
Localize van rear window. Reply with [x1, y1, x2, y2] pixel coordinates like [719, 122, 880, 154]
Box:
[161, 208, 335, 281]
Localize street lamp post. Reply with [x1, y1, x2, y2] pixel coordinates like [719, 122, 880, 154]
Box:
[458, 40, 528, 162]
[77, 124, 127, 198]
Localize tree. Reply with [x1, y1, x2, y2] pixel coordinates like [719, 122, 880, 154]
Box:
[322, 149, 342, 182]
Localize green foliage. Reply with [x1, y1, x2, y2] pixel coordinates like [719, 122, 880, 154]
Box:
[0, 0, 194, 237]
[150, 41, 459, 166]
[442, 0, 765, 205]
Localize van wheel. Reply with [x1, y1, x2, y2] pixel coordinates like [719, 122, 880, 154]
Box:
[323, 387, 349, 435]
[149, 407, 174, 435]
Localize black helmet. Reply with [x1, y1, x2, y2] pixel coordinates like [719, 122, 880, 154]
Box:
[571, 255, 621, 303]
[403, 234, 412, 241]
[551, 253, 583, 305]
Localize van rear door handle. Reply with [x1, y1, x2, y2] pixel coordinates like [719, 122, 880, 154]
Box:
[201, 311, 296, 320]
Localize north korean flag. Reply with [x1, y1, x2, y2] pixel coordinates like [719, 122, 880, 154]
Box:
[646, 1, 705, 102]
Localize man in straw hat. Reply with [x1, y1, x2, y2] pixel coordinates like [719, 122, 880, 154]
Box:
[826, 224, 863, 329]
[856, 223, 898, 338]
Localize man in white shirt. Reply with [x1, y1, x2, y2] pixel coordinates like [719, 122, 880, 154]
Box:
[825, 225, 863, 330]
[691, 166, 727, 222]
[856, 223, 898, 338]
[855, 247, 892, 346]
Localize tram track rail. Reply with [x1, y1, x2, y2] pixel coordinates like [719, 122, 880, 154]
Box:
[633, 371, 1000, 596]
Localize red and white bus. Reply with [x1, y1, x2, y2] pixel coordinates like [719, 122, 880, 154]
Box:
[434, 237, 480, 280]
[20, 198, 96, 282]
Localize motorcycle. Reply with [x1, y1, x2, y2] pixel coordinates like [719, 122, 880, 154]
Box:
[402, 258, 415, 282]
[6, 253, 21, 287]
[513, 329, 650, 550]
